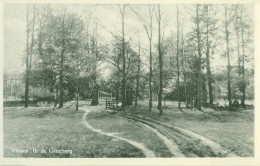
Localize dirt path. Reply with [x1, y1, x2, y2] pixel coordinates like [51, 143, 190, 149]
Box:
[81, 105, 238, 157]
[81, 107, 155, 158]
[121, 114, 238, 157]
[136, 122, 185, 157]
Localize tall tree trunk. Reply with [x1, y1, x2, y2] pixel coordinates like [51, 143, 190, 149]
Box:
[76, 77, 79, 111]
[29, 5, 36, 70]
[55, 82, 59, 107]
[202, 75, 208, 103]
[25, 5, 35, 108]
[50, 74, 55, 106]
[189, 91, 193, 108]
[235, 6, 241, 101]
[177, 5, 181, 109]
[236, 30, 241, 76]
[120, 5, 126, 110]
[236, 28, 241, 101]
[206, 5, 213, 105]
[157, 5, 163, 115]
[59, 9, 66, 108]
[225, 5, 233, 110]
[235, 5, 241, 77]
[148, 6, 153, 111]
[91, 24, 99, 106]
[149, 38, 153, 111]
[181, 33, 188, 107]
[91, 83, 99, 105]
[59, 47, 65, 108]
[131, 5, 153, 111]
[196, 5, 202, 111]
[25, 5, 30, 108]
[241, 5, 246, 107]
[135, 36, 141, 108]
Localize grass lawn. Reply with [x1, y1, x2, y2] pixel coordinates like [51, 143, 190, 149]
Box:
[3, 106, 144, 158]
[128, 100, 254, 157]
[3, 100, 254, 158]
[87, 107, 172, 157]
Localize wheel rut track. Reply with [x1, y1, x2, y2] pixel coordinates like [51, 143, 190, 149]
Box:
[135, 121, 185, 157]
[81, 107, 156, 157]
[122, 115, 195, 157]
[120, 113, 239, 157]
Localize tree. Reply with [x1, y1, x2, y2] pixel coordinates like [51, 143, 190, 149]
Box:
[240, 5, 246, 107]
[24, 4, 36, 108]
[130, 5, 154, 111]
[106, 36, 139, 108]
[233, 5, 241, 76]
[20, 4, 254, 113]
[31, 5, 88, 109]
[232, 5, 253, 107]
[90, 23, 100, 106]
[58, 7, 66, 108]
[176, 5, 181, 109]
[232, 4, 242, 104]
[225, 5, 232, 109]
[195, 4, 202, 111]
[119, 5, 126, 110]
[154, 4, 163, 115]
[135, 32, 141, 108]
[35, 5, 59, 107]
[181, 32, 188, 107]
[51, 7, 88, 108]
[24, 5, 30, 108]
[205, 5, 214, 105]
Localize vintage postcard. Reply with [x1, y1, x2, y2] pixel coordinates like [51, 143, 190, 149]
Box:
[0, 0, 259, 165]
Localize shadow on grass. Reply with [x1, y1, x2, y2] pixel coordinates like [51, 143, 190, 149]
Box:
[4, 100, 39, 107]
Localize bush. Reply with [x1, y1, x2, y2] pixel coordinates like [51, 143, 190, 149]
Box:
[29, 86, 51, 100]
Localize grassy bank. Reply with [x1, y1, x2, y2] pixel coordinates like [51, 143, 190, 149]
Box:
[86, 107, 172, 157]
[3, 106, 144, 158]
[127, 101, 254, 157]
[3, 99, 254, 157]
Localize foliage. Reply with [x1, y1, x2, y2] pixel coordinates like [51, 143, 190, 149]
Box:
[22, 4, 254, 109]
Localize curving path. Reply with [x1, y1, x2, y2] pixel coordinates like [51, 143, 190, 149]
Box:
[81, 106, 238, 157]
[121, 113, 239, 157]
[136, 122, 185, 157]
[81, 107, 155, 157]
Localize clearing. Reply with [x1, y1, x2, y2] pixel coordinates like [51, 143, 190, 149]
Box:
[3, 100, 254, 157]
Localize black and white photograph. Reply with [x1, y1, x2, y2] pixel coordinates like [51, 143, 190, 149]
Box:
[1, 1, 258, 164]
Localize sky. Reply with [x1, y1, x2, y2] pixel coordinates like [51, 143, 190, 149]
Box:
[3, 3, 254, 75]
[4, 4, 27, 74]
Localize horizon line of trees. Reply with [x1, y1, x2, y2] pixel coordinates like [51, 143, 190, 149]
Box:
[22, 4, 254, 114]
